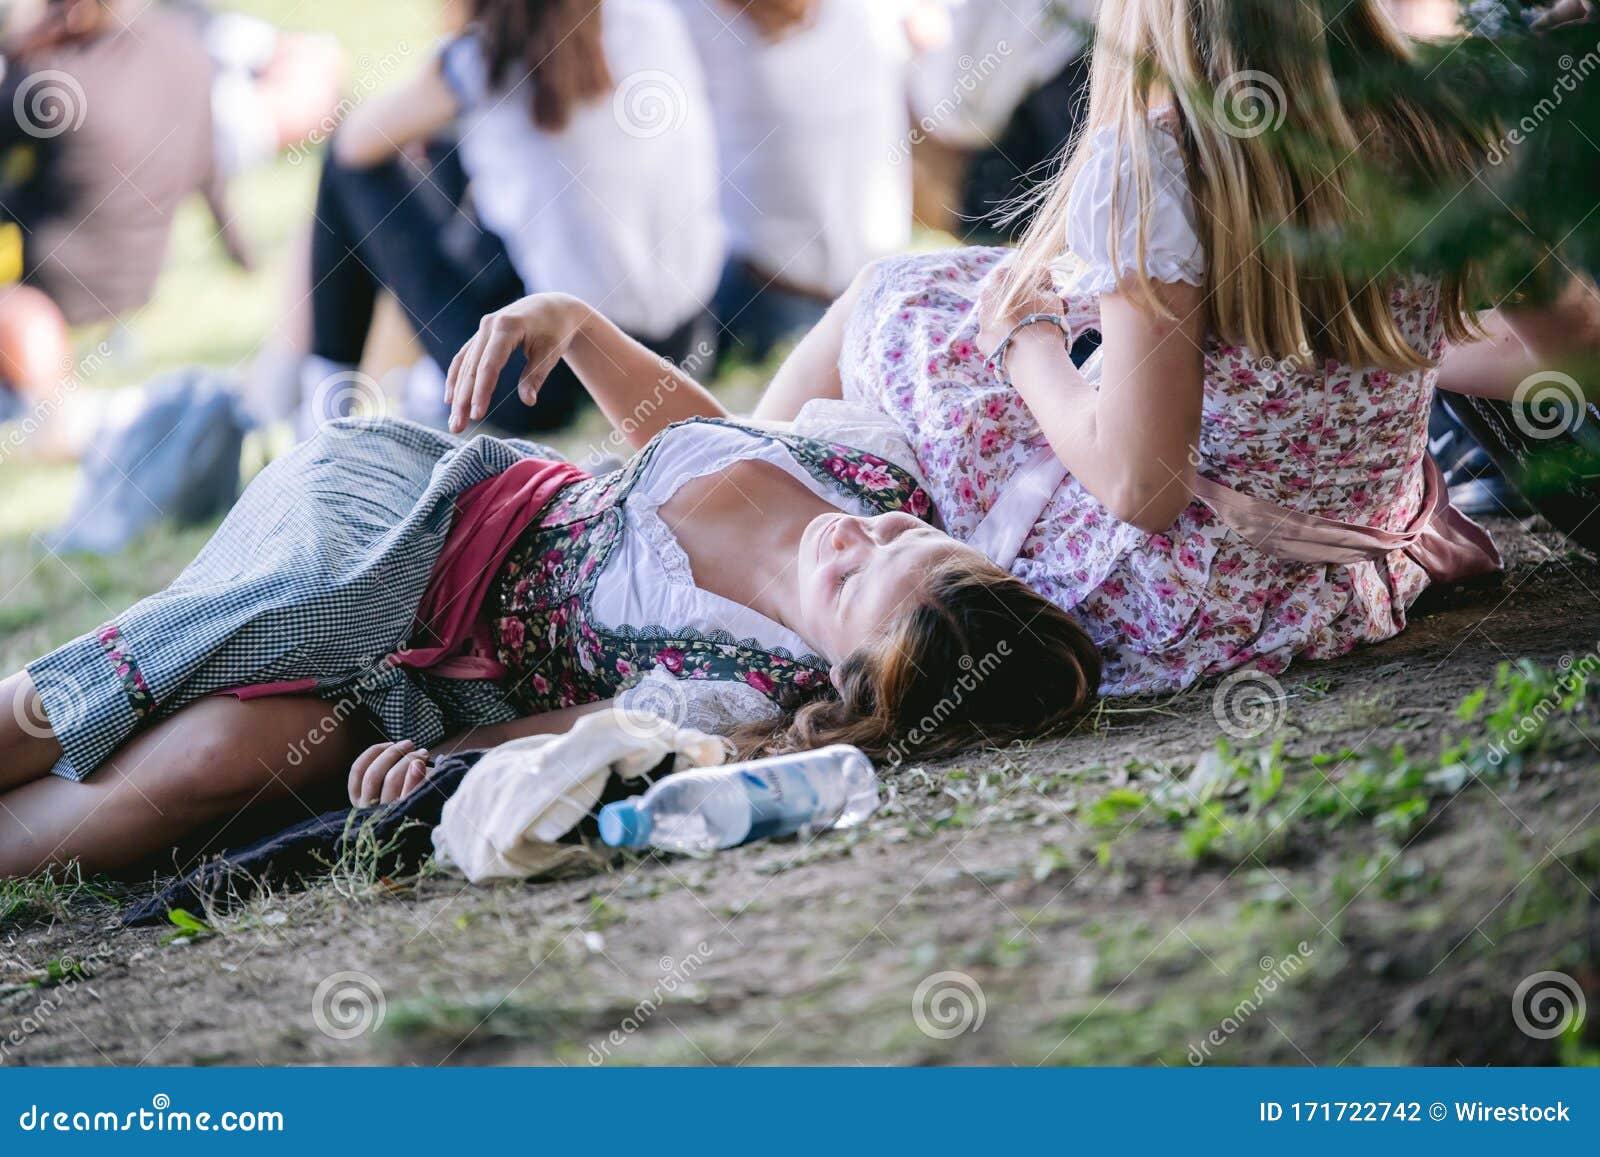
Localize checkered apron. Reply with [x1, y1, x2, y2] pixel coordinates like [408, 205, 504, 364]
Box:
[29, 418, 560, 782]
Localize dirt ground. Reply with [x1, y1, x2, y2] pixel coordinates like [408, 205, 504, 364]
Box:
[3, 516, 1598, 1067]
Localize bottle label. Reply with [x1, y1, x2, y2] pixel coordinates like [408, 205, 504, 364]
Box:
[739, 767, 823, 842]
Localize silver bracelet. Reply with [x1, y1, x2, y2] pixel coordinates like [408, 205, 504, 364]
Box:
[984, 313, 1073, 385]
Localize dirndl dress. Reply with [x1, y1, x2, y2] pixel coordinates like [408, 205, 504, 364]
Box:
[28, 419, 556, 782]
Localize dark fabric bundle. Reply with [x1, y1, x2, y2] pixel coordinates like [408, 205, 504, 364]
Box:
[122, 752, 482, 926]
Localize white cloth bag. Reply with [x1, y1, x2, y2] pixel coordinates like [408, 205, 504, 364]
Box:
[432, 709, 731, 883]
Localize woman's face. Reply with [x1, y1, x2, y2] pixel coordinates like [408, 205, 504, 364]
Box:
[794, 510, 973, 663]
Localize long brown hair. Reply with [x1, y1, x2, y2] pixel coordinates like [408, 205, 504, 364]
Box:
[734, 554, 1102, 762]
[472, 0, 612, 132]
[1000, 0, 1490, 374]
[740, 0, 815, 41]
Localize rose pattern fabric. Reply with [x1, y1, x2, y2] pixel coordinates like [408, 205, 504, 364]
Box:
[490, 419, 934, 715]
[841, 247, 1448, 696]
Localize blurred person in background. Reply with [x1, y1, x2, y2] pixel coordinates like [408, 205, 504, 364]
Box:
[906, 0, 1095, 242]
[674, 0, 913, 367]
[296, 0, 723, 436]
[174, 1, 346, 182]
[0, 0, 235, 425]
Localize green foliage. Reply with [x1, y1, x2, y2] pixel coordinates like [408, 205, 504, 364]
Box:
[1087, 660, 1598, 867]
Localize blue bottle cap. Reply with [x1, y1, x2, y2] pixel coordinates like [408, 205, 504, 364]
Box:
[599, 800, 651, 847]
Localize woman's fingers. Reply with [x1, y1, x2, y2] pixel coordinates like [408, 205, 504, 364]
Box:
[348, 741, 396, 805]
[380, 752, 429, 804]
[445, 340, 470, 407]
[451, 320, 492, 432]
[357, 740, 414, 806]
[470, 322, 521, 423]
[400, 757, 430, 801]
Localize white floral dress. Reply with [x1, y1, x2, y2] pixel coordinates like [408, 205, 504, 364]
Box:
[840, 124, 1450, 696]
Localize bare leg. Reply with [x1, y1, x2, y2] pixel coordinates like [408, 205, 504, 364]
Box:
[0, 694, 377, 878]
[0, 671, 66, 794]
[750, 262, 875, 422]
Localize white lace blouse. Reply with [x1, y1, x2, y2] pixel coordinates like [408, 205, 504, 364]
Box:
[1060, 121, 1207, 295]
[601, 421, 883, 734]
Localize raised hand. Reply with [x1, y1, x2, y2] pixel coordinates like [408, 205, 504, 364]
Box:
[444, 293, 591, 433]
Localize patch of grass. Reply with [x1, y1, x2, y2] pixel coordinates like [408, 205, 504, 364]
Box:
[1079, 660, 1599, 868]
[0, 864, 117, 928]
[315, 813, 430, 903]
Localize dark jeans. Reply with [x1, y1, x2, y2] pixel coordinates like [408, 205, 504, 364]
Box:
[309, 144, 705, 433]
[961, 50, 1093, 244]
[711, 257, 831, 370]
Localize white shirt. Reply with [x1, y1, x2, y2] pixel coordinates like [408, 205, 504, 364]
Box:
[442, 0, 725, 339]
[672, 0, 913, 296]
[908, 0, 1093, 148]
[598, 421, 879, 732]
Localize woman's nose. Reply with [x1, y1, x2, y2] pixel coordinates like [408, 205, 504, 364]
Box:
[867, 512, 916, 543]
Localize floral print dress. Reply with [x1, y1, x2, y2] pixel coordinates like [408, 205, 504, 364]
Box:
[839, 123, 1460, 696]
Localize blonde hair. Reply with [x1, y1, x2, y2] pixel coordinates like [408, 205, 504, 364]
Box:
[1002, 0, 1490, 373]
[733, 554, 1101, 761]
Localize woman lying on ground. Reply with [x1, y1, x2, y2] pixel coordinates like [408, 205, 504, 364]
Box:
[0, 296, 1099, 879]
[752, 0, 1600, 697]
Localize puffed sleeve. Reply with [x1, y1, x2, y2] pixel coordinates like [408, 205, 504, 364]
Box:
[1063, 123, 1205, 294]
[615, 667, 783, 738]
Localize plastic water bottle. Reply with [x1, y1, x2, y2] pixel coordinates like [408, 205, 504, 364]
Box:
[598, 745, 879, 855]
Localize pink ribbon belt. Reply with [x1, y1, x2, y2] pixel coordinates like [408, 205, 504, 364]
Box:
[970, 446, 1501, 584]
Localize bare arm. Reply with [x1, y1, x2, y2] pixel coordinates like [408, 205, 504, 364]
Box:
[1437, 274, 1600, 400]
[446, 294, 729, 445]
[347, 701, 613, 805]
[434, 700, 613, 756]
[986, 279, 1207, 534]
[332, 58, 458, 168]
[750, 263, 867, 421]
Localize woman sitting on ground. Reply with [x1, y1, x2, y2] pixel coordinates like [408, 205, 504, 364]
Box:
[0, 295, 1099, 880]
[295, 0, 722, 434]
[751, 0, 1600, 696]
